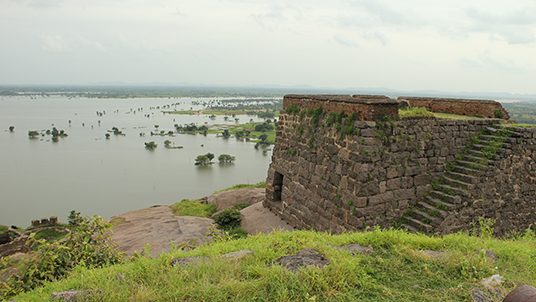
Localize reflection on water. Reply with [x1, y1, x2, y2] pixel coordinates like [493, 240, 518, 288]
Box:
[0, 96, 272, 226]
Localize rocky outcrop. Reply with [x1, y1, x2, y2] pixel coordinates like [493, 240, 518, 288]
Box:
[111, 205, 214, 257]
[207, 188, 265, 211]
[240, 202, 293, 235]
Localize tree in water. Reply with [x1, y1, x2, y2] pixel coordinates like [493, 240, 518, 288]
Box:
[218, 154, 235, 164]
[144, 141, 157, 150]
[8, 126, 14, 132]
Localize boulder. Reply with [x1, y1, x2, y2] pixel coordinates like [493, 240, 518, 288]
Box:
[503, 285, 536, 302]
[240, 202, 293, 235]
[207, 188, 265, 211]
[275, 249, 329, 271]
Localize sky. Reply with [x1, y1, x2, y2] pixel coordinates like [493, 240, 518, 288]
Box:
[1, 0, 536, 94]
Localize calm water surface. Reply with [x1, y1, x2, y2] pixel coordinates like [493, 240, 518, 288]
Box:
[0, 96, 272, 226]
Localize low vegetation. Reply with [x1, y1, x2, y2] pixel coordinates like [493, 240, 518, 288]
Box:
[1, 216, 122, 299]
[216, 181, 266, 193]
[0, 225, 7, 233]
[11, 229, 536, 301]
[170, 200, 217, 218]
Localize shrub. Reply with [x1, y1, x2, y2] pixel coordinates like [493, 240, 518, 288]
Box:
[212, 208, 241, 230]
[0, 216, 122, 299]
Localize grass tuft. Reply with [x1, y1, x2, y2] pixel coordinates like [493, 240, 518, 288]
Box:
[170, 200, 217, 218]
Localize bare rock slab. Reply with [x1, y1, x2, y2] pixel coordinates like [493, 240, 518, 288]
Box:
[111, 205, 214, 257]
[208, 188, 265, 211]
[240, 202, 294, 235]
[503, 285, 536, 302]
[275, 249, 329, 271]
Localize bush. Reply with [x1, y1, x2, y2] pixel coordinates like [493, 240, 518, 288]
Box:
[0, 216, 122, 299]
[212, 208, 241, 230]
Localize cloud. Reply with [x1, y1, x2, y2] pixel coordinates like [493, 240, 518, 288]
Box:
[40, 35, 71, 53]
[465, 7, 536, 44]
[459, 51, 525, 73]
[333, 34, 358, 47]
[362, 31, 387, 45]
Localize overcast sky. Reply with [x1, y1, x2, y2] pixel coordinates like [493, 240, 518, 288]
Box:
[1, 0, 536, 94]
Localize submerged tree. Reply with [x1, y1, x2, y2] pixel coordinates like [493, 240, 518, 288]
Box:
[195, 153, 215, 166]
[8, 126, 14, 132]
[218, 154, 235, 164]
[28, 130, 40, 139]
[144, 141, 157, 150]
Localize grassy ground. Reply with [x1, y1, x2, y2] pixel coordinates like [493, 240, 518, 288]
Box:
[12, 229, 536, 301]
[215, 181, 266, 193]
[0, 225, 7, 233]
[170, 199, 217, 218]
[399, 107, 483, 120]
[33, 228, 68, 241]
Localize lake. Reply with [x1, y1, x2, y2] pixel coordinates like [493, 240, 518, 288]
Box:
[0, 96, 273, 227]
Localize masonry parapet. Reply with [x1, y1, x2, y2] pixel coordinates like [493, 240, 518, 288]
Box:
[283, 94, 399, 121]
[398, 96, 509, 119]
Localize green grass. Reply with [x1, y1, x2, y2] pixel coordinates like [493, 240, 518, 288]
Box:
[170, 199, 217, 218]
[215, 181, 266, 193]
[399, 107, 483, 120]
[0, 225, 7, 233]
[33, 228, 68, 241]
[12, 229, 536, 301]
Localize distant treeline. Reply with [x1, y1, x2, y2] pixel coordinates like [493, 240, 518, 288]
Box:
[504, 102, 536, 124]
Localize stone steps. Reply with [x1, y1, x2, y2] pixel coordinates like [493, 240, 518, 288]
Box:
[452, 165, 481, 176]
[441, 176, 475, 190]
[444, 171, 478, 184]
[400, 125, 514, 234]
[455, 160, 488, 170]
[436, 184, 470, 197]
[409, 209, 442, 225]
[402, 216, 433, 233]
[417, 201, 448, 218]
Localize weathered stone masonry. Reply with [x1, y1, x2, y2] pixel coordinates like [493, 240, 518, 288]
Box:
[265, 94, 535, 235]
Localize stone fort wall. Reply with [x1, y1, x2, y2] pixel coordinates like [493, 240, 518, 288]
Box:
[264, 94, 534, 234]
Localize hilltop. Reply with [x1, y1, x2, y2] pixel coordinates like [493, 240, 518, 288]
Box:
[11, 228, 536, 301]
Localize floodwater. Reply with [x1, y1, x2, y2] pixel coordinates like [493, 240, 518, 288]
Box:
[0, 96, 272, 226]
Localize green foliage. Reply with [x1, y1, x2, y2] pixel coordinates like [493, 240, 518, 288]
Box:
[12, 229, 536, 301]
[308, 107, 324, 128]
[68, 210, 83, 226]
[286, 148, 297, 156]
[254, 122, 275, 132]
[285, 104, 300, 115]
[399, 107, 435, 118]
[33, 228, 68, 241]
[493, 109, 504, 119]
[216, 182, 266, 192]
[218, 154, 235, 164]
[212, 208, 241, 230]
[195, 153, 215, 166]
[474, 217, 496, 239]
[0, 225, 7, 233]
[144, 141, 157, 150]
[171, 200, 217, 217]
[1, 216, 122, 299]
